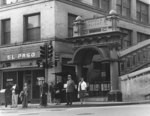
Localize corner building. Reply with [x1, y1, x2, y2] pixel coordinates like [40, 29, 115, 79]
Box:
[0, 0, 150, 102]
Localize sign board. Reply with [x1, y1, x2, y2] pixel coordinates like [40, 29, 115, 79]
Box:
[7, 52, 36, 60]
[83, 17, 113, 35]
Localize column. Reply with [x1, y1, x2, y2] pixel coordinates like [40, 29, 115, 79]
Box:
[108, 47, 122, 101]
[110, 47, 119, 91]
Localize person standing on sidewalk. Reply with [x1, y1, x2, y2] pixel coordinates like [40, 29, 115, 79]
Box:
[22, 82, 28, 108]
[54, 79, 63, 105]
[5, 83, 12, 107]
[49, 82, 55, 103]
[78, 77, 87, 104]
[66, 75, 75, 106]
[11, 83, 19, 108]
[41, 82, 48, 106]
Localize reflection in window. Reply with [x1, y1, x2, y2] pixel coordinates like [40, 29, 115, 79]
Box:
[25, 14, 40, 42]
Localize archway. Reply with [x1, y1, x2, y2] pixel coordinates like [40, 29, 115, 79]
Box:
[71, 46, 111, 98]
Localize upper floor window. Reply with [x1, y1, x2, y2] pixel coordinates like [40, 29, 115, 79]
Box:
[1, 19, 10, 45]
[120, 28, 132, 49]
[137, 32, 150, 42]
[136, 1, 149, 23]
[68, 14, 77, 38]
[101, 0, 110, 11]
[93, 0, 110, 12]
[24, 14, 40, 42]
[116, 0, 131, 17]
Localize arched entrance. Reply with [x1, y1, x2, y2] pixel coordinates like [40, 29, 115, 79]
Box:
[71, 46, 112, 99]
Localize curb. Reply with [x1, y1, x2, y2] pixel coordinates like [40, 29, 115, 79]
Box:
[1, 101, 150, 110]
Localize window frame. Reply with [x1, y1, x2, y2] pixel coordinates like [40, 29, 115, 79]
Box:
[116, 0, 131, 17]
[1, 19, 11, 45]
[68, 13, 77, 38]
[136, 1, 149, 23]
[24, 13, 41, 42]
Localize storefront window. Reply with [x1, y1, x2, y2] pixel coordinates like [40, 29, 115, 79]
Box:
[3, 71, 17, 88]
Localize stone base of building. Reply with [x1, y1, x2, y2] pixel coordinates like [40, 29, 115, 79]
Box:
[108, 90, 122, 102]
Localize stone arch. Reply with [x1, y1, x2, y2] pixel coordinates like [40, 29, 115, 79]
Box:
[72, 46, 110, 65]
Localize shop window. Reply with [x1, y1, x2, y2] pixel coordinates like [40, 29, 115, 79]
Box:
[116, 0, 131, 17]
[120, 28, 132, 49]
[137, 32, 150, 43]
[68, 13, 77, 37]
[1, 19, 10, 45]
[136, 1, 149, 23]
[3, 71, 17, 88]
[24, 13, 40, 42]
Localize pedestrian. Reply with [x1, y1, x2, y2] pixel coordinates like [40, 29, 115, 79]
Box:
[22, 82, 28, 108]
[41, 82, 48, 106]
[54, 79, 63, 105]
[49, 82, 55, 103]
[66, 75, 75, 106]
[5, 83, 12, 107]
[78, 77, 87, 104]
[11, 83, 19, 108]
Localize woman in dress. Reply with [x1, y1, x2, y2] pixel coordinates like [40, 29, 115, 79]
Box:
[78, 78, 87, 104]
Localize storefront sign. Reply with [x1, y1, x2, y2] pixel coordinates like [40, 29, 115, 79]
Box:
[7, 52, 36, 60]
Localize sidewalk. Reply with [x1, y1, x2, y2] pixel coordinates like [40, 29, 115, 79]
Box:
[1, 100, 150, 110]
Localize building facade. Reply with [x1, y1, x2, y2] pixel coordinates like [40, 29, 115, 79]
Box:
[0, 0, 150, 102]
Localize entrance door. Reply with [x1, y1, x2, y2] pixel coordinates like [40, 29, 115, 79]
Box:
[24, 71, 32, 102]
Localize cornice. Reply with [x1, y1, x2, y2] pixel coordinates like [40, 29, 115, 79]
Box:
[0, 0, 53, 12]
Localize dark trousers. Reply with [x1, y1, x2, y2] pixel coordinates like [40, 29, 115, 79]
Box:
[66, 92, 74, 105]
[41, 93, 47, 106]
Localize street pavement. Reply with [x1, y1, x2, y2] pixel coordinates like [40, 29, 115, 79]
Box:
[1, 103, 150, 116]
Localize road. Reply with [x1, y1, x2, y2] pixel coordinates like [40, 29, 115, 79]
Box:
[0, 104, 150, 116]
